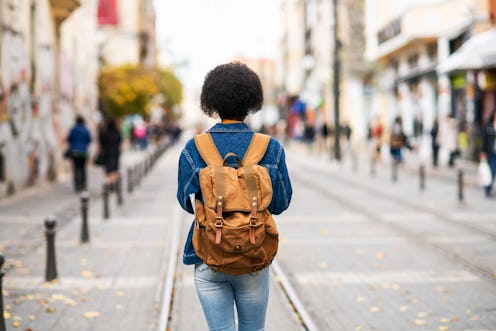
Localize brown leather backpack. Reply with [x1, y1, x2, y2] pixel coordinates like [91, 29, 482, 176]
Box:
[192, 132, 279, 275]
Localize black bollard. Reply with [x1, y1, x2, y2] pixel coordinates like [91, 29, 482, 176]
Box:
[370, 156, 376, 177]
[392, 160, 398, 182]
[44, 217, 58, 282]
[419, 165, 425, 190]
[103, 183, 110, 219]
[116, 175, 123, 206]
[0, 255, 6, 331]
[458, 169, 464, 202]
[127, 167, 133, 194]
[80, 191, 90, 243]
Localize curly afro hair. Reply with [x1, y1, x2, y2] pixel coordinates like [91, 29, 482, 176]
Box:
[200, 62, 263, 119]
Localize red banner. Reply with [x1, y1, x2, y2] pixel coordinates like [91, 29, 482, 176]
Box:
[98, 0, 118, 26]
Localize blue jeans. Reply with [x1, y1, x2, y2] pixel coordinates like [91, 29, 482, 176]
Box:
[485, 153, 496, 196]
[194, 263, 270, 331]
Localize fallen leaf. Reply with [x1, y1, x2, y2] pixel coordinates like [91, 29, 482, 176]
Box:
[439, 326, 449, 331]
[28, 315, 36, 321]
[465, 309, 472, 314]
[355, 327, 363, 331]
[45, 307, 57, 313]
[413, 319, 427, 326]
[355, 296, 366, 303]
[80, 270, 95, 278]
[470, 315, 479, 321]
[375, 252, 385, 260]
[3, 289, 9, 296]
[83, 311, 101, 319]
[450, 317, 459, 322]
[399, 306, 408, 312]
[4, 311, 11, 319]
[320, 228, 329, 236]
[439, 318, 449, 323]
[370, 307, 381, 313]
[417, 312, 429, 318]
[12, 320, 20, 328]
[115, 291, 125, 297]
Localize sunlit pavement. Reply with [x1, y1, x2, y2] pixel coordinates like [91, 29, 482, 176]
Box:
[1, 138, 495, 331]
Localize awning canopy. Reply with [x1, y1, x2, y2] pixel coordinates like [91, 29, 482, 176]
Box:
[437, 28, 496, 74]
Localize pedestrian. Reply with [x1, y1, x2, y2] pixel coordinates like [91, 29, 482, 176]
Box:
[481, 111, 496, 197]
[67, 115, 92, 192]
[442, 115, 459, 167]
[430, 118, 440, 167]
[98, 117, 122, 189]
[176, 62, 292, 331]
[389, 116, 406, 163]
[372, 118, 384, 161]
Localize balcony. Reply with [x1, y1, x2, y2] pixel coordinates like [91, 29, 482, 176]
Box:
[49, 0, 80, 23]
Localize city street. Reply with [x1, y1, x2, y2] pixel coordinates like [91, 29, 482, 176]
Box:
[1, 136, 496, 331]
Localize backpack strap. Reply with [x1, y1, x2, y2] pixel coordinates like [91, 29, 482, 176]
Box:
[194, 133, 223, 166]
[242, 133, 271, 165]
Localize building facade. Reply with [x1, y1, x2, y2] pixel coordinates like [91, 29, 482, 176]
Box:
[365, 0, 494, 162]
[0, 0, 99, 198]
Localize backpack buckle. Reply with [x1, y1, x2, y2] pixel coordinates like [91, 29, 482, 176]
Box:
[215, 218, 223, 228]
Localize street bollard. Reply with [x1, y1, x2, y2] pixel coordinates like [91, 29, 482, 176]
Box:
[0, 254, 6, 331]
[103, 183, 110, 219]
[370, 156, 376, 177]
[44, 217, 58, 282]
[127, 167, 133, 194]
[352, 153, 358, 172]
[80, 191, 90, 243]
[392, 160, 398, 182]
[117, 175, 123, 206]
[419, 165, 425, 190]
[458, 169, 464, 202]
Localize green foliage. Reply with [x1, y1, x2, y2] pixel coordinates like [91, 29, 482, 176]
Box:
[98, 64, 183, 118]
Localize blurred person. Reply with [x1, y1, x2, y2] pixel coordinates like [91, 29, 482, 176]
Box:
[481, 112, 496, 197]
[430, 118, 440, 167]
[176, 62, 292, 331]
[441, 115, 459, 167]
[133, 120, 148, 150]
[389, 116, 406, 163]
[99, 117, 122, 188]
[372, 119, 384, 161]
[67, 115, 92, 192]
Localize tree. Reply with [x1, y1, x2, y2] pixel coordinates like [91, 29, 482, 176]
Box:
[98, 65, 183, 118]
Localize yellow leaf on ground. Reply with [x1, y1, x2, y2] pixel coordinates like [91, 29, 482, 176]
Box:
[320, 228, 329, 236]
[439, 318, 449, 323]
[356, 296, 366, 303]
[375, 252, 385, 260]
[4, 311, 11, 319]
[370, 307, 381, 313]
[83, 311, 101, 319]
[400, 306, 409, 312]
[413, 319, 427, 326]
[439, 326, 449, 331]
[12, 320, 20, 328]
[417, 312, 429, 318]
[80, 270, 95, 278]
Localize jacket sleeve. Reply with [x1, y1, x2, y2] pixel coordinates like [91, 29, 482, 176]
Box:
[177, 148, 200, 214]
[268, 145, 292, 215]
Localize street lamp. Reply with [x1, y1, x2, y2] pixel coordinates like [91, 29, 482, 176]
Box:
[332, 0, 341, 161]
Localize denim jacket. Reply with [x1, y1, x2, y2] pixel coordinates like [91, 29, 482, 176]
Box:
[177, 122, 293, 265]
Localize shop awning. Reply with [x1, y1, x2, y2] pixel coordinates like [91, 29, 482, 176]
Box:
[437, 28, 496, 74]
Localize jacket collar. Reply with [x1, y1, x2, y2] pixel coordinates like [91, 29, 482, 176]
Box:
[208, 122, 253, 133]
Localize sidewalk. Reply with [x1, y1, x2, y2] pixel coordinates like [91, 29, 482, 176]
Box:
[0, 142, 172, 330]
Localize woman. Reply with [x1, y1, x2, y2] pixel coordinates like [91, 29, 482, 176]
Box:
[99, 117, 122, 188]
[177, 62, 292, 330]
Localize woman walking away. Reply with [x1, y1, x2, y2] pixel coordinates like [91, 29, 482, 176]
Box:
[177, 62, 292, 330]
[99, 117, 122, 189]
[67, 115, 92, 192]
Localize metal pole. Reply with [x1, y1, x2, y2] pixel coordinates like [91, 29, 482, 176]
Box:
[103, 183, 110, 219]
[44, 216, 58, 282]
[0, 255, 6, 331]
[419, 165, 425, 190]
[80, 191, 90, 243]
[332, 0, 341, 161]
[458, 169, 464, 202]
[127, 167, 133, 193]
[117, 175, 123, 206]
[392, 160, 398, 182]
